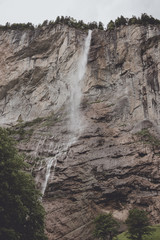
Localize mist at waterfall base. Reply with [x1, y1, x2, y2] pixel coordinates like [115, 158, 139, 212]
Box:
[35, 30, 92, 196]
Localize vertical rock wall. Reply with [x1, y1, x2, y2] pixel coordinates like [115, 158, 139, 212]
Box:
[0, 24, 160, 239]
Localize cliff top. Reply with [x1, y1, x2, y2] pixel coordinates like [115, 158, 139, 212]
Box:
[0, 13, 160, 32]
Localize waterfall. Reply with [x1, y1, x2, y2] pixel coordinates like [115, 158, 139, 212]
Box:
[69, 30, 92, 137]
[41, 157, 57, 196]
[39, 30, 92, 196]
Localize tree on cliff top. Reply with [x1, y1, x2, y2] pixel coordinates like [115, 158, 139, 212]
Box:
[93, 213, 119, 240]
[125, 208, 153, 240]
[107, 13, 160, 30]
[0, 127, 47, 240]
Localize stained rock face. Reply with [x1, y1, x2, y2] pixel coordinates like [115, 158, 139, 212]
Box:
[1, 24, 160, 239]
[0, 24, 85, 125]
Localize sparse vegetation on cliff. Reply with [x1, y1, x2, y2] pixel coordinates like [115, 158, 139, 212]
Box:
[0, 16, 104, 31]
[107, 13, 160, 30]
[37, 16, 104, 30]
[0, 22, 34, 31]
[136, 129, 160, 151]
[1, 13, 159, 32]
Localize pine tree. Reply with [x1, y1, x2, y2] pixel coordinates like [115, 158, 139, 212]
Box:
[126, 208, 153, 240]
[107, 20, 115, 30]
[93, 213, 119, 240]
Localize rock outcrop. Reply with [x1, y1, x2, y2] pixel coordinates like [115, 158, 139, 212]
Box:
[1, 23, 160, 239]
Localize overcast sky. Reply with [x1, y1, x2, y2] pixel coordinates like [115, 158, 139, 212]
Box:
[0, 0, 159, 27]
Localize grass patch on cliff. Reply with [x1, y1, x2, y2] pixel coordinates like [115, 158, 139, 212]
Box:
[42, 112, 62, 127]
[136, 129, 160, 149]
[8, 111, 63, 141]
[21, 117, 44, 127]
[7, 117, 44, 141]
[117, 225, 160, 240]
[8, 126, 34, 141]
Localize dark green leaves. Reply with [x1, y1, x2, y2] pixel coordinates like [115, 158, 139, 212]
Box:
[125, 208, 154, 240]
[0, 127, 47, 240]
[93, 213, 119, 240]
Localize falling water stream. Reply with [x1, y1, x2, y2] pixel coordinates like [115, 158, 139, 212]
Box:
[40, 30, 92, 195]
[41, 157, 57, 196]
[69, 30, 92, 137]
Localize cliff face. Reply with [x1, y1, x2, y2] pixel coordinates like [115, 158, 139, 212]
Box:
[1, 24, 160, 239]
[0, 24, 86, 125]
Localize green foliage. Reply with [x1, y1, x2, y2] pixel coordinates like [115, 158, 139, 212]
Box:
[98, 21, 104, 30]
[107, 13, 160, 30]
[118, 225, 160, 240]
[0, 16, 102, 32]
[21, 117, 44, 128]
[125, 209, 153, 240]
[0, 13, 159, 32]
[150, 225, 160, 240]
[115, 15, 127, 28]
[0, 127, 47, 240]
[128, 16, 139, 25]
[107, 20, 115, 30]
[136, 129, 160, 150]
[7, 117, 45, 141]
[43, 112, 61, 127]
[88, 21, 98, 30]
[94, 213, 119, 240]
[8, 113, 62, 141]
[140, 13, 160, 25]
[0, 22, 34, 31]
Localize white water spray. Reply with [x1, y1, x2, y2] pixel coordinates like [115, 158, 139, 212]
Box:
[69, 30, 92, 137]
[41, 157, 57, 196]
[38, 30, 92, 196]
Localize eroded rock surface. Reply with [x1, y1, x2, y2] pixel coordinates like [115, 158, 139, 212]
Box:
[1, 24, 160, 239]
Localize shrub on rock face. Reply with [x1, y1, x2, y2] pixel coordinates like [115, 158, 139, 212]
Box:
[93, 213, 119, 240]
[0, 127, 48, 240]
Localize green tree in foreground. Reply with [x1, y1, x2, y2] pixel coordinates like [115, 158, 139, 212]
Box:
[125, 208, 153, 240]
[94, 213, 119, 240]
[0, 127, 47, 240]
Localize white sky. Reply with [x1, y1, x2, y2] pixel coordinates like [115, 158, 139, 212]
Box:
[0, 0, 159, 27]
